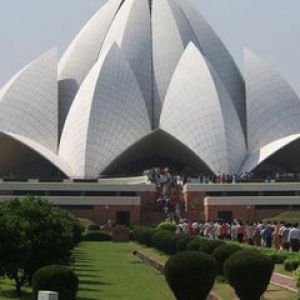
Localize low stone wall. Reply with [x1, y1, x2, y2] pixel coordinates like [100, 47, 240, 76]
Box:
[133, 250, 219, 300]
[133, 250, 164, 274]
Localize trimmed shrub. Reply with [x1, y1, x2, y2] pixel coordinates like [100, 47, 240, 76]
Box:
[164, 234, 183, 255]
[164, 251, 217, 300]
[212, 244, 242, 275]
[87, 224, 100, 231]
[259, 248, 287, 264]
[294, 266, 300, 287]
[284, 258, 300, 272]
[132, 226, 156, 247]
[186, 238, 203, 251]
[224, 249, 274, 300]
[153, 230, 174, 252]
[198, 239, 225, 254]
[157, 221, 176, 232]
[82, 231, 111, 241]
[176, 235, 193, 252]
[32, 265, 79, 300]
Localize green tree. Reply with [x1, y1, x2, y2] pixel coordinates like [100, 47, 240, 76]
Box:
[0, 196, 84, 295]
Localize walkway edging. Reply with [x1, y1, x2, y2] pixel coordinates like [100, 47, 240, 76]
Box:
[271, 272, 297, 292]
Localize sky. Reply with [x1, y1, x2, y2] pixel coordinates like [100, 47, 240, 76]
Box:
[0, 0, 300, 94]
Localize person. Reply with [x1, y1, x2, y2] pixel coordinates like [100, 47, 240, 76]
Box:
[281, 224, 290, 251]
[191, 221, 199, 235]
[254, 225, 261, 247]
[203, 220, 211, 237]
[273, 221, 280, 250]
[237, 222, 244, 243]
[288, 223, 300, 252]
[219, 222, 227, 240]
[261, 224, 272, 248]
[230, 222, 238, 241]
[246, 222, 255, 245]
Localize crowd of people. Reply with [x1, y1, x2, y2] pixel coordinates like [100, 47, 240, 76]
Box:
[176, 219, 300, 252]
[144, 167, 185, 219]
[188, 172, 300, 184]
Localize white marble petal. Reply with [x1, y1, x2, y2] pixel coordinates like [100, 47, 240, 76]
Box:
[245, 49, 300, 153]
[0, 49, 58, 152]
[59, 44, 151, 178]
[152, 0, 199, 127]
[160, 43, 246, 174]
[58, 0, 123, 132]
[99, 0, 152, 123]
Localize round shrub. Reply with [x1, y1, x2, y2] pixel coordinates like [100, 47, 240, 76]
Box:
[132, 226, 156, 247]
[164, 251, 217, 300]
[82, 231, 111, 241]
[198, 239, 225, 254]
[267, 252, 287, 264]
[159, 231, 175, 253]
[32, 265, 79, 300]
[176, 235, 193, 252]
[186, 238, 204, 251]
[212, 244, 242, 275]
[294, 266, 300, 287]
[164, 234, 183, 255]
[152, 230, 173, 251]
[157, 221, 176, 232]
[284, 258, 300, 272]
[87, 224, 100, 231]
[224, 250, 274, 300]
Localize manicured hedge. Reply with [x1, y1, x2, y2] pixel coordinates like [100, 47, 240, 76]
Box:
[152, 230, 173, 251]
[165, 251, 217, 300]
[157, 221, 176, 232]
[132, 226, 156, 247]
[224, 250, 274, 300]
[176, 235, 193, 252]
[212, 244, 242, 275]
[32, 265, 79, 300]
[82, 231, 111, 241]
[198, 239, 225, 255]
[186, 239, 204, 251]
[284, 258, 300, 271]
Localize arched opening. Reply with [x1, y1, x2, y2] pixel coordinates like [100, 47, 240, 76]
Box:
[0, 133, 66, 179]
[253, 138, 300, 178]
[102, 129, 213, 176]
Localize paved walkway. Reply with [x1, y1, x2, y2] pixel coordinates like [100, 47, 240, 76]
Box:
[271, 272, 297, 292]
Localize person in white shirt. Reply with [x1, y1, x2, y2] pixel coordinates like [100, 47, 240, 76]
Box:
[288, 223, 300, 252]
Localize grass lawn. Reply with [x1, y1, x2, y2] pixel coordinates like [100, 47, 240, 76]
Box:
[0, 280, 31, 300]
[0, 241, 296, 300]
[74, 242, 174, 300]
[0, 242, 174, 300]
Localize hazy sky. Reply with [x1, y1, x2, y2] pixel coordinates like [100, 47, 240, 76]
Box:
[1, 0, 300, 94]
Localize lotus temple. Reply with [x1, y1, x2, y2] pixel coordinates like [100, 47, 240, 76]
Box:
[1, 0, 300, 224]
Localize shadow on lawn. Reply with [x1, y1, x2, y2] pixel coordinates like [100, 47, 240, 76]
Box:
[75, 268, 100, 273]
[80, 279, 111, 286]
[75, 263, 96, 268]
[129, 260, 143, 265]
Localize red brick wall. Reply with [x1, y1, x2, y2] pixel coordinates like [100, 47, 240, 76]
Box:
[139, 191, 164, 225]
[63, 205, 140, 225]
[184, 191, 206, 221]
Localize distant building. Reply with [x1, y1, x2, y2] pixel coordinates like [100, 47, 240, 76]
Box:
[1, 0, 300, 224]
